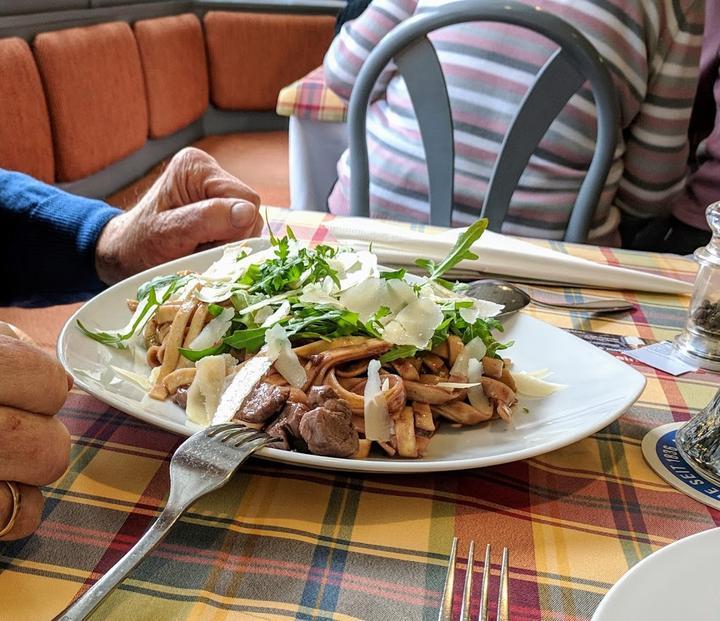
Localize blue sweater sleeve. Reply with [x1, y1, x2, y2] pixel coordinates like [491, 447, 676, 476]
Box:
[0, 170, 122, 306]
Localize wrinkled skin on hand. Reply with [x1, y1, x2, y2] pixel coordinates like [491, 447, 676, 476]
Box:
[95, 147, 264, 284]
[0, 323, 71, 540]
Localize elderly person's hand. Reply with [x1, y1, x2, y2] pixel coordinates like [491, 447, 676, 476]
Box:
[95, 147, 263, 284]
[0, 323, 71, 541]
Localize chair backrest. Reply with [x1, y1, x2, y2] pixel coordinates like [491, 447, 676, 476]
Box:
[347, 0, 620, 243]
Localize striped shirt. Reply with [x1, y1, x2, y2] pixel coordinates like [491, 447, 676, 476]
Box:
[324, 0, 705, 242]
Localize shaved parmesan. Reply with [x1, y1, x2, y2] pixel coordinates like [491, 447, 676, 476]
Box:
[189, 308, 234, 351]
[213, 354, 274, 424]
[202, 245, 276, 283]
[260, 300, 291, 327]
[299, 284, 344, 307]
[513, 371, 566, 397]
[265, 324, 307, 387]
[436, 381, 483, 389]
[241, 291, 294, 316]
[253, 306, 274, 326]
[450, 336, 487, 377]
[364, 359, 393, 441]
[195, 283, 238, 304]
[331, 250, 379, 291]
[186, 354, 228, 425]
[111, 366, 151, 391]
[385, 279, 419, 311]
[467, 358, 491, 411]
[422, 281, 503, 321]
[340, 277, 418, 322]
[339, 278, 386, 322]
[382, 297, 444, 348]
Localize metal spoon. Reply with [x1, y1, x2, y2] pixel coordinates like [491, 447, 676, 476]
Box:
[466, 278, 635, 318]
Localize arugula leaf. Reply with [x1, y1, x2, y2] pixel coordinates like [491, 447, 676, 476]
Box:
[419, 219, 488, 282]
[136, 273, 187, 301]
[78, 279, 181, 348]
[179, 342, 228, 362]
[223, 326, 269, 352]
[207, 303, 225, 317]
[379, 269, 406, 280]
[364, 305, 392, 338]
[380, 345, 418, 363]
[414, 258, 436, 274]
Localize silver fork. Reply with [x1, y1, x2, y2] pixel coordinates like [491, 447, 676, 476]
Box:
[438, 538, 509, 621]
[55, 424, 276, 621]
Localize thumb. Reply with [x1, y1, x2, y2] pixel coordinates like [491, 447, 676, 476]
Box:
[159, 198, 260, 248]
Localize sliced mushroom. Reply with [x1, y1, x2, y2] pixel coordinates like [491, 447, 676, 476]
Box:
[143, 316, 159, 349]
[447, 336, 464, 368]
[336, 359, 370, 378]
[500, 367, 517, 392]
[404, 380, 464, 404]
[394, 406, 418, 458]
[325, 369, 365, 414]
[293, 336, 371, 358]
[431, 340, 449, 359]
[481, 356, 504, 379]
[304, 339, 391, 388]
[421, 352, 446, 374]
[325, 369, 406, 416]
[431, 401, 493, 425]
[162, 367, 197, 395]
[412, 401, 435, 432]
[155, 303, 182, 324]
[480, 376, 517, 406]
[391, 358, 420, 381]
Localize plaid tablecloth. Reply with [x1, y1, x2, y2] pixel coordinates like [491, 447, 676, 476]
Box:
[276, 67, 348, 123]
[1, 208, 716, 621]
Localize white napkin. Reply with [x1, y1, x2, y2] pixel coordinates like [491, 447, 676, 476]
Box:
[322, 217, 694, 294]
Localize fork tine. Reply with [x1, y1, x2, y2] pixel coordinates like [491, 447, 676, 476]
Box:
[496, 548, 509, 621]
[478, 544, 490, 621]
[206, 423, 243, 437]
[437, 537, 457, 621]
[236, 436, 275, 453]
[213, 426, 257, 443]
[459, 540, 475, 621]
[232, 431, 268, 447]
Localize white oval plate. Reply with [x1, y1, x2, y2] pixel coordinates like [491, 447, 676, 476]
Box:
[57, 239, 646, 473]
[592, 527, 720, 621]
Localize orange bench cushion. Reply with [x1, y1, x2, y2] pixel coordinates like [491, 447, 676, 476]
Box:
[134, 13, 209, 139]
[0, 38, 54, 183]
[107, 132, 290, 209]
[204, 12, 335, 111]
[33, 22, 148, 181]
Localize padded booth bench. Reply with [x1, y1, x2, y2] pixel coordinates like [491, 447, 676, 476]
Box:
[0, 2, 338, 208]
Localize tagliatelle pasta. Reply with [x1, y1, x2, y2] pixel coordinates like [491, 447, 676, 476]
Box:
[80, 222, 553, 460]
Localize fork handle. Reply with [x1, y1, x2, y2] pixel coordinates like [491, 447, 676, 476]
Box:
[54, 505, 184, 621]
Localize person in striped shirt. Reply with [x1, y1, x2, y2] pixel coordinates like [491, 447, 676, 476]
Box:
[324, 0, 705, 245]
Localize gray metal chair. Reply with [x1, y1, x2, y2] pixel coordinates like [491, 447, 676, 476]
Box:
[347, 0, 620, 243]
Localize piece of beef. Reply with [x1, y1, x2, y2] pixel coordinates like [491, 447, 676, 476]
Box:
[266, 401, 309, 451]
[173, 387, 188, 410]
[307, 386, 352, 417]
[264, 419, 291, 450]
[299, 405, 359, 457]
[282, 401, 309, 438]
[307, 385, 336, 408]
[236, 382, 290, 423]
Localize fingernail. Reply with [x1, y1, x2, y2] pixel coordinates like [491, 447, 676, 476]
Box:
[231, 201, 256, 227]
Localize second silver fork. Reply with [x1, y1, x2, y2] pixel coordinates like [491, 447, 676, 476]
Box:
[438, 538, 509, 621]
[55, 423, 276, 621]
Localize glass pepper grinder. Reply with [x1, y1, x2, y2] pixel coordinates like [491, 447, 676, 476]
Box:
[676, 388, 720, 484]
[674, 201, 720, 371]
